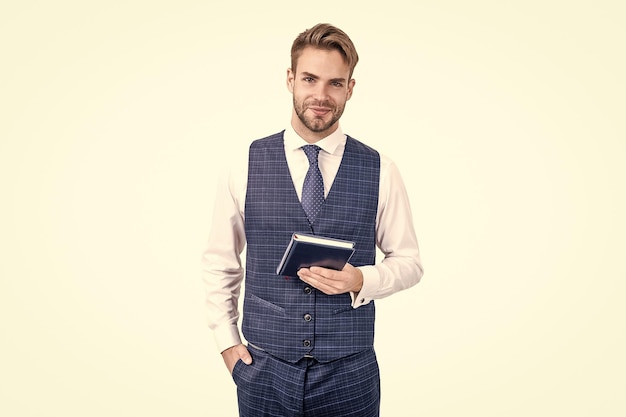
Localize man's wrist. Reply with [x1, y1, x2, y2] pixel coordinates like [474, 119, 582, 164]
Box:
[352, 267, 364, 293]
[220, 344, 237, 355]
[351, 265, 380, 307]
[213, 324, 243, 354]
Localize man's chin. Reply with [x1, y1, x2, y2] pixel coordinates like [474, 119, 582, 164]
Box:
[304, 118, 334, 133]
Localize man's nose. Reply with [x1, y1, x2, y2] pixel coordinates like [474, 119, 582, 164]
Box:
[312, 83, 330, 101]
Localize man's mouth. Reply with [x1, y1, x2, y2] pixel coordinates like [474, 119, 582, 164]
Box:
[308, 106, 332, 116]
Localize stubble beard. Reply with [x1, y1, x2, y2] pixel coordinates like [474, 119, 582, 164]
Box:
[293, 97, 345, 134]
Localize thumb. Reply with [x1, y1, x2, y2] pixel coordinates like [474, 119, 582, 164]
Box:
[238, 346, 253, 365]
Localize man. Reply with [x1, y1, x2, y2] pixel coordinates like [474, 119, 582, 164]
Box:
[203, 23, 423, 416]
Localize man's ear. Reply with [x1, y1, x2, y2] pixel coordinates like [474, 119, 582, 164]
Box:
[346, 78, 356, 100]
[286, 68, 295, 93]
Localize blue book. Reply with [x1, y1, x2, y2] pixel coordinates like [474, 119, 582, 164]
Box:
[276, 233, 356, 277]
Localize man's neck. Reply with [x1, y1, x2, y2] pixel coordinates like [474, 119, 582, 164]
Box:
[290, 114, 339, 144]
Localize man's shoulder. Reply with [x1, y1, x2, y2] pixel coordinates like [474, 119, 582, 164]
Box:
[345, 135, 380, 158]
[249, 131, 285, 149]
[345, 135, 400, 176]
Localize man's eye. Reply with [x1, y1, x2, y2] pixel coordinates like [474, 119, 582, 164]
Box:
[304, 77, 314, 82]
[332, 82, 343, 87]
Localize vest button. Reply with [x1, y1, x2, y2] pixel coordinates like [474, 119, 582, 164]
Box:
[303, 313, 312, 322]
[303, 340, 311, 347]
[304, 286, 312, 294]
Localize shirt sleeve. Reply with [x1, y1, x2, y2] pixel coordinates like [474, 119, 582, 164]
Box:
[351, 157, 424, 308]
[201, 163, 247, 353]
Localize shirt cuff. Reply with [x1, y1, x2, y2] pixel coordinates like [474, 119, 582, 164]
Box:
[212, 323, 243, 354]
[351, 265, 380, 308]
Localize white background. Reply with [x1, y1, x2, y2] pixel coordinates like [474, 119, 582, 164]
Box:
[1, 1, 625, 415]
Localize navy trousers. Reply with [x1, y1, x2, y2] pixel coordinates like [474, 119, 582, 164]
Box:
[232, 344, 380, 417]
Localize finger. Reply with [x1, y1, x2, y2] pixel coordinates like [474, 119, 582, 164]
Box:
[298, 272, 330, 293]
[303, 272, 334, 289]
[309, 266, 336, 278]
[237, 346, 253, 365]
[298, 268, 324, 282]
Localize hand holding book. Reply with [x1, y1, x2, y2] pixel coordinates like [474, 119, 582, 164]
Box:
[276, 233, 355, 277]
[297, 262, 364, 295]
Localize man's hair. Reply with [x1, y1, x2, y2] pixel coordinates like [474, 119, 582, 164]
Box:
[290, 23, 359, 78]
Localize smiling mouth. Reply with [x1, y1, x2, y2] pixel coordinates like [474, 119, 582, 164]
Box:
[308, 107, 331, 116]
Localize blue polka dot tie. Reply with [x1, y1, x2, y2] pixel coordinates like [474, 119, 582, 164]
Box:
[301, 145, 324, 224]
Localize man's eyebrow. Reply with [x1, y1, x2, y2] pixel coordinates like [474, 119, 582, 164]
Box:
[301, 72, 319, 79]
[300, 72, 347, 83]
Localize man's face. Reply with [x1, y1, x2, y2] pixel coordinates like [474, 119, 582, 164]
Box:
[287, 47, 355, 140]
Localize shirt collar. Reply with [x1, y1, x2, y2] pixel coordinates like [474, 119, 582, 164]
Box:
[284, 123, 346, 155]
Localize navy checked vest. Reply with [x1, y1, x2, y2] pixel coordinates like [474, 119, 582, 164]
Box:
[243, 131, 380, 363]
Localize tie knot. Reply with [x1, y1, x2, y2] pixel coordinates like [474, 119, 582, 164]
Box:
[302, 145, 321, 164]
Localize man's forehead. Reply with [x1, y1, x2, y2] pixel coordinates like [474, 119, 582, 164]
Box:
[295, 47, 350, 78]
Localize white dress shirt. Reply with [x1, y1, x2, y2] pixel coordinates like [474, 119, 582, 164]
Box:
[202, 124, 423, 353]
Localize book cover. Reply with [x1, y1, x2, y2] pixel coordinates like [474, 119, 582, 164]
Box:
[276, 233, 356, 277]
